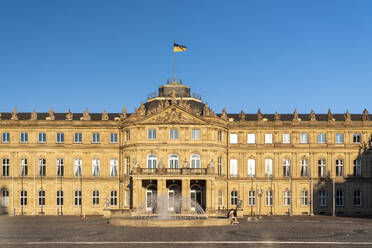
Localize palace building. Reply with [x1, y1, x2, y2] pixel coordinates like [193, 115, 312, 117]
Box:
[1, 80, 372, 217]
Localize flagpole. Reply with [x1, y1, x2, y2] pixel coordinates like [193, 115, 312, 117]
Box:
[173, 42, 175, 82]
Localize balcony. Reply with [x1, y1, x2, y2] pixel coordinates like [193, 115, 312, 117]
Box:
[132, 167, 214, 175]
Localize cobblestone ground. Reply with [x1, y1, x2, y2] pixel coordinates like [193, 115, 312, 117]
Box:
[1, 215, 372, 247]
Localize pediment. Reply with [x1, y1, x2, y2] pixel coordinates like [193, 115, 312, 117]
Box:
[138, 106, 208, 125]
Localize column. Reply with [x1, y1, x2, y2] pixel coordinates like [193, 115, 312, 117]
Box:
[182, 179, 189, 212]
[132, 179, 141, 209]
[206, 179, 212, 213]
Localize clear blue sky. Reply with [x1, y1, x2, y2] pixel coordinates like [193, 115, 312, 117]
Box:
[1, 0, 371, 114]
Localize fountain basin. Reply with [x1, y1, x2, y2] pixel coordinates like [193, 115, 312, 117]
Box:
[109, 217, 231, 227]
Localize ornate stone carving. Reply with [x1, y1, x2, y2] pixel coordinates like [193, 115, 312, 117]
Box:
[239, 110, 246, 121]
[203, 102, 211, 116]
[31, 109, 37, 121]
[82, 108, 91, 121]
[153, 108, 189, 124]
[362, 108, 369, 121]
[11, 107, 18, 120]
[221, 107, 228, 121]
[66, 109, 73, 120]
[310, 110, 316, 121]
[102, 110, 109, 120]
[183, 159, 188, 168]
[136, 102, 146, 117]
[132, 160, 139, 168]
[274, 111, 280, 121]
[207, 159, 215, 168]
[164, 99, 170, 108]
[46, 107, 55, 120]
[158, 160, 164, 169]
[120, 106, 127, 120]
[171, 90, 177, 105]
[257, 108, 263, 121]
[0, 113, 2, 120]
[327, 109, 334, 121]
[344, 110, 351, 122]
[292, 108, 299, 121]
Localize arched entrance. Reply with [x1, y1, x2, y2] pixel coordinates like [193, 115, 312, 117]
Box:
[168, 184, 181, 212]
[190, 184, 202, 211]
[146, 184, 157, 211]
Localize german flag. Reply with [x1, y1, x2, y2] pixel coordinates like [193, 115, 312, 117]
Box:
[173, 43, 187, 52]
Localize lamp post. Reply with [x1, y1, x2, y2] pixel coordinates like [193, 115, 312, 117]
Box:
[256, 189, 263, 219]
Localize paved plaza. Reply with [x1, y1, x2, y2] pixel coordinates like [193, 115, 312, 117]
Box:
[1, 215, 372, 247]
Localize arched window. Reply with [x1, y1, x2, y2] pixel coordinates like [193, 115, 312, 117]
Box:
[265, 159, 273, 177]
[247, 159, 255, 177]
[300, 158, 308, 177]
[20, 158, 28, 177]
[147, 154, 157, 169]
[190, 154, 201, 168]
[283, 159, 291, 177]
[169, 154, 179, 168]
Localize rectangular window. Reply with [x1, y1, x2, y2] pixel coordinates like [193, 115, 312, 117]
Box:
[218, 130, 223, 141]
[353, 133, 361, 144]
[229, 133, 238, 144]
[247, 133, 256, 144]
[20, 158, 28, 177]
[110, 133, 118, 143]
[38, 190, 45, 206]
[336, 159, 344, 177]
[56, 133, 64, 143]
[218, 190, 223, 206]
[92, 190, 99, 205]
[74, 190, 82, 206]
[230, 191, 238, 206]
[56, 190, 63, 206]
[247, 159, 255, 177]
[353, 159, 362, 177]
[191, 129, 200, 140]
[229, 159, 238, 177]
[125, 130, 130, 141]
[20, 190, 27, 206]
[300, 133, 308, 144]
[283, 190, 291, 206]
[110, 159, 118, 177]
[318, 133, 326, 144]
[56, 158, 64, 177]
[282, 133, 291, 144]
[265, 159, 273, 177]
[218, 157, 223, 176]
[148, 129, 156, 140]
[264, 133, 273, 144]
[2, 132, 10, 143]
[319, 190, 326, 207]
[20, 132, 28, 143]
[169, 129, 179, 140]
[38, 132, 46, 143]
[92, 159, 100, 177]
[74, 133, 82, 143]
[2, 158, 9, 177]
[125, 156, 130, 175]
[248, 191, 256, 206]
[38, 158, 46, 177]
[318, 159, 326, 178]
[283, 159, 291, 177]
[300, 159, 308, 177]
[266, 190, 273, 206]
[335, 133, 344, 144]
[110, 190, 117, 206]
[336, 189, 344, 207]
[354, 190, 362, 207]
[74, 159, 82, 177]
[301, 190, 308, 206]
[92, 133, 100, 143]
[1, 190, 9, 207]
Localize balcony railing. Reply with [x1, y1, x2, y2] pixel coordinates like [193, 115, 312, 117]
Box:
[132, 167, 214, 175]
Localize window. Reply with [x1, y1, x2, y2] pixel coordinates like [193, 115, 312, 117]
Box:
[218, 190, 223, 206]
[283, 190, 291, 206]
[125, 188, 130, 206]
[335, 133, 344, 144]
[283, 159, 291, 177]
[169, 129, 178, 140]
[300, 158, 308, 177]
[248, 190, 256, 206]
[190, 154, 201, 169]
[229, 133, 238, 144]
[300, 133, 308, 144]
[147, 154, 157, 169]
[20, 190, 27, 206]
[56, 190, 63, 206]
[354, 190, 362, 207]
[191, 129, 200, 140]
[56, 158, 64, 177]
[282, 133, 291, 144]
[125, 156, 130, 175]
[169, 154, 179, 168]
[265, 133, 273, 144]
[38, 190, 45, 206]
[110, 190, 117, 206]
[230, 159, 238, 177]
[38, 132, 46, 143]
[218, 130, 223, 141]
[336, 189, 344, 207]
[247, 159, 255, 177]
[74, 159, 82, 177]
[74, 190, 82, 206]
[265, 159, 273, 177]
[20, 158, 28, 176]
[318, 159, 326, 178]
[353, 133, 361, 144]
[110, 133, 118, 143]
[2, 158, 9, 177]
[247, 133, 256, 144]
[92, 190, 99, 205]
[230, 191, 238, 206]
[92, 159, 100, 176]
[125, 130, 130, 141]
[2, 132, 10, 143]
[38, 158, 46, 177]
[92, 133, 100, 143]
[56, 133, 64, 143]
[301, 190, 308, 206]
[1, 190, 9, 207]
[74, 133, 82, 143]
[353, 159, 361, 177]
[148, 129, 156, 140]
[110, 159, 118, 177]
[318, 133, 326, 144]
[336, 159, 344, 177]
[266, 190, 273, 206]
[20, 132, 28, 143]
[318, 190, 326, 207]
[218, 157, 223, 176]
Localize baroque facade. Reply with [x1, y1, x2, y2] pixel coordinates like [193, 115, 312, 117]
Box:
[1, 81, 372, 216]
